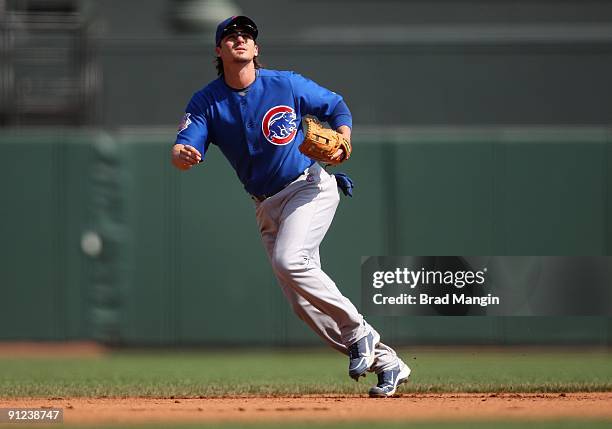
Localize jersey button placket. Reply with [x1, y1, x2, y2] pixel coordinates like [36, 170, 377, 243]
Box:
[239, 98, 258, 155]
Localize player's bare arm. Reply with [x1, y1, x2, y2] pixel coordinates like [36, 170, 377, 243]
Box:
[331, 125, 351, 161]
[171, 144, 201, 170]
[337, 125, 351, 141]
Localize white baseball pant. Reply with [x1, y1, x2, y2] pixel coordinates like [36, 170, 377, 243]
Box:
[254, 162, 399, 373]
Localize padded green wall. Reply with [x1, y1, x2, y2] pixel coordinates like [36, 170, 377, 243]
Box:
[0, 132, 95, 340]
[0, 129, 610, 345]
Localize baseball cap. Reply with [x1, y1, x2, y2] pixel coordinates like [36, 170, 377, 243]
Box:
[215, 16, 258, 46]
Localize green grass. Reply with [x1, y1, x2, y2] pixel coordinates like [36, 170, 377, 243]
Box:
[0, 348, 610, 397]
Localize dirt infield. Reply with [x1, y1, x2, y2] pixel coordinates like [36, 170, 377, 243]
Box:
[0, 342, 106, 358]
[2, 393, 611, 424]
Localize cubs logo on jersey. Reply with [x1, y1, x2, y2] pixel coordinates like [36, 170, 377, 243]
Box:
[177, 113, 192, 134]
[262, 105, 298, 145]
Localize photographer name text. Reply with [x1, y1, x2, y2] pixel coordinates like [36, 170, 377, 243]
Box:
[371, 268, 500, 307]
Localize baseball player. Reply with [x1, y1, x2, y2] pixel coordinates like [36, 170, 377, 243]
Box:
[171, 15, 410, 397]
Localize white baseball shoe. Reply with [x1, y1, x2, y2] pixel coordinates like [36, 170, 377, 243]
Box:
[347, 331, 380, 381]
[368, 359, 411, 398]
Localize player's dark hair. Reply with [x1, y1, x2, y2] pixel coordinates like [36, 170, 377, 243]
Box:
[215, 56, 262, 76]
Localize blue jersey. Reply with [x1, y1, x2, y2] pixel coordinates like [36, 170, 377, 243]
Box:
[175, 69, 352, 196]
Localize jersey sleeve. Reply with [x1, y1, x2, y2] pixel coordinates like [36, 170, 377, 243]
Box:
[329, 100, 352, 130]
[289, 72, 353, 129]
[174, 96, 210, 157]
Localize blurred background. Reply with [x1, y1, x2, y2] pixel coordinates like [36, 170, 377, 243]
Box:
[0, 0, 611, 347]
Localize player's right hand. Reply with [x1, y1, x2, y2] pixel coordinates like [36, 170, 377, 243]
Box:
[171, 144, 202, 170]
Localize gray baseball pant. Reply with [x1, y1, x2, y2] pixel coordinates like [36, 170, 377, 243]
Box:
[254, 162, 398, 373]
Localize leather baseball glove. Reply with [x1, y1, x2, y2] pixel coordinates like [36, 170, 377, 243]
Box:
[299, 117, 352, 165]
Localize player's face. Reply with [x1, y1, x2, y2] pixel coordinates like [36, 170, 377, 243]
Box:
[216, 30, 259, 65]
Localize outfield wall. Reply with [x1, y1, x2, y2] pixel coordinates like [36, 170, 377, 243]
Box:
[0, 129, 610, 345]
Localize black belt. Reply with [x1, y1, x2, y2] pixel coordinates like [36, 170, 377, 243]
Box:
[250, 193, 271, 203]
[250, 172, 304, 203]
